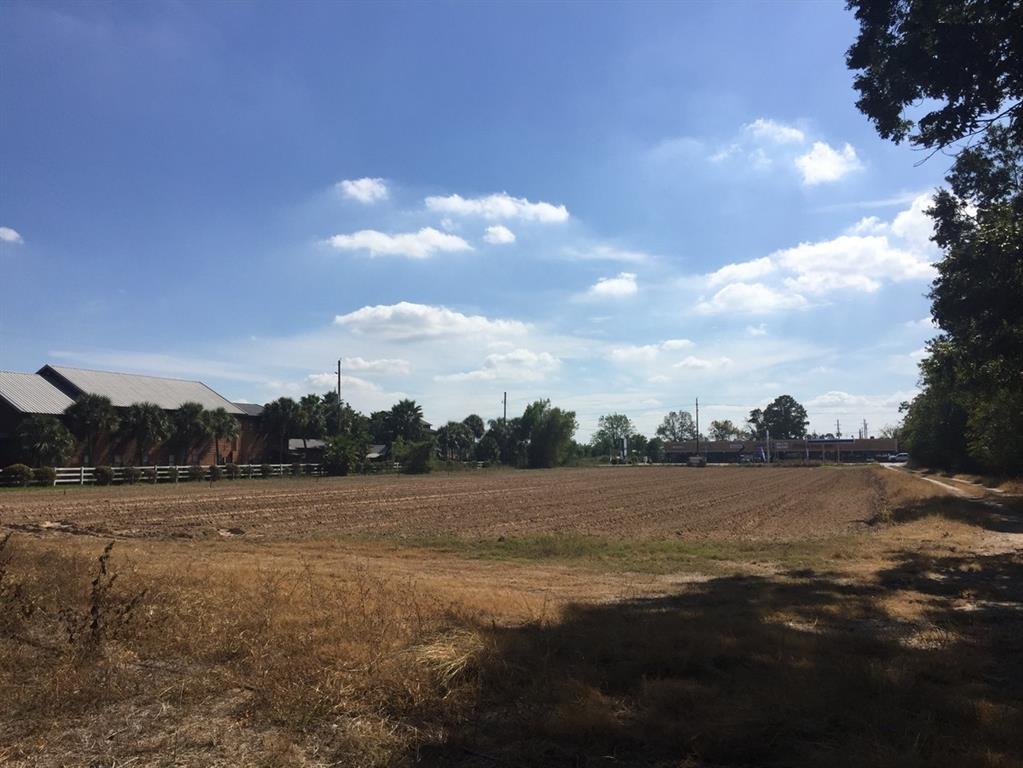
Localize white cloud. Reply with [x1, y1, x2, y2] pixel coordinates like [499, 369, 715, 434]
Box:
[697, 282, 808, 315]
[661, 338, 694, 350]
[0, 227, 23, 244]
[589, 272, 638, 298]
[672, 355, 732, 370]
[337, 177, 388, 203]
[561, 244, 653, 264]
[335, 301, 528, 342]
[744, 118, 805, 144]
[795, 141, 863, 185]
[308, 371, 382, 394]
[439, 348, 560, 382]
[746, 323, 768, 336]
[806, 390, 917, 413]
[343, 357, 412, 375]
[845, 216, 888, 236]
[327, 227, 471, 259]
[905, 316, 937, 330]
[425, 192, 569, 222]
[483, 224, 516, 244]
[890, 193, 937, 255]
[706, 256, 776, 286]
[771, 234, 934, 294]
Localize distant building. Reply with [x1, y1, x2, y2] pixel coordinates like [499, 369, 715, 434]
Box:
[0, 364, 266, 466]
[663, 437, 899, 464]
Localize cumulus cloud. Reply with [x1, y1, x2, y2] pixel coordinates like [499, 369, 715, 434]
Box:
[335, 302, 528, 342]
[327, 227, 471, 259]
[344, 357, 412, 375]
[337, 177, 388, 203]
[439, 348, 560, 382]
[589, 272, 638, 298]
[795, 141, 863, 185]
[308, 371, 382, 394]
[772, 234, 934, 294]
[806, 390, 917, 412]
[608, 338, 694, 364]
[425, 192, 569, 222]
[0, 227, 23, 244]
[706, 256, 776, 286]
[483, 225, 516, 244]
[661, 338, 694, 350]
[743, 118, 805, 144]
[845, 216, 888, 236]
[697, 282, 809, 315]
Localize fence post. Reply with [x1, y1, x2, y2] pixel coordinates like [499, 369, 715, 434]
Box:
[80, 466, 85, 485]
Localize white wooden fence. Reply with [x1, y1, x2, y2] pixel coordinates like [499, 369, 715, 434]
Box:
[39, 464, 323, 486]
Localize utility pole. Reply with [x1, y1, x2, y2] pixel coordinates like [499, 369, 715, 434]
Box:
[836, 419, 841, 463]
[502, 391, 507, 422]
[337, 359, 342, 433]
[695, 396, 700, 457]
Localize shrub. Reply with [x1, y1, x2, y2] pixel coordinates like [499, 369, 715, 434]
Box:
[304, 463, 318, 476]
[208, 464, 222, 482]
[3, 464, 33, 487]
[323, 435, 366, 476]
[187, 464, 204, 482]
[260, 464, 273, 478]
[123, 466, 143, 485]
[141, 467, 157, 484]
[33, 466, 57, 486]
[167, 466, 179, 483]
[291, 462, 302, 477]
[393, 439, 435, 475]
[225, 463, 240, 479]
[93, 465, 114, 486]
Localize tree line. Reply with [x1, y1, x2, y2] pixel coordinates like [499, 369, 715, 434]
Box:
[846, 0, 1022, 474]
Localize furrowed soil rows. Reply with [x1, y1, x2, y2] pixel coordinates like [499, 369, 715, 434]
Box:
[0, 466, 888, 542]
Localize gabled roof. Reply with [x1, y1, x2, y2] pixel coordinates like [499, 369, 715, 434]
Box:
[39, 365, 244, 414]
[0, 371, 76, 415]
[233, 402, 264, 417]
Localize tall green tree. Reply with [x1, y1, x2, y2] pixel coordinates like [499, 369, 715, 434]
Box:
[591, 413, 634, 455]
[437, 420, 473, 460]
[518, 399, 577, 469]
[655, 410, 696, 442]
[758, 395, 809, 440]
[322, 391, 368, 437]
[709, 419, 742, 442]
[64, 394, 119, 465]
[120, 402, 170, 465]
[297, 394, 326, 459]
[16, 415, 76, 467]
[848, 0, 1023, 473]
[261, 397, 300, 463]
[387, 399, 426, 442]
[204, 407, 240, 465]
[173, 401, 210, 465]
[462, 414, 485, 441]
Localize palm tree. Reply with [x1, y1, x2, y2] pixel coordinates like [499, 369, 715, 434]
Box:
[297, 394, 326, 460]
[16, 415, 76, 467]
[387, 399, 425, 442]
[120, 402, 170, 465]
[204, 407, 240, 465]
[64, 394, 119, 465]
[462, 414, 485, 441]
[261, 397, 300, 463]
[172, 401, 209, 465]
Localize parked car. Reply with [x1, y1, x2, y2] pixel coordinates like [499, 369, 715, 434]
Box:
[891, 452, 909, 462]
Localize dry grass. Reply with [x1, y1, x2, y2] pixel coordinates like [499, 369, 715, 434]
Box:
[1, 467, 1021, 766]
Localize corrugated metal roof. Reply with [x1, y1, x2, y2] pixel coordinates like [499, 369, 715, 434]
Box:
[41, 365, 244, 414]
[234, 402, 264, 417]
[0, 372, 76, 415]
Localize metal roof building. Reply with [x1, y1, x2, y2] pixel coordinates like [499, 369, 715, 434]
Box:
[0, 371, 76, 415]
[38, 365, 244, 414]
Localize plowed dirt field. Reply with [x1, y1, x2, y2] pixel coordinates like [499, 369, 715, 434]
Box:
[0, 465, 886, 541]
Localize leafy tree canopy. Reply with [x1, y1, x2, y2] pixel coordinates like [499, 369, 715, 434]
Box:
[17, 415, 75, 467]
[655, 410, 697, 442]
[591, 413, 634, 453]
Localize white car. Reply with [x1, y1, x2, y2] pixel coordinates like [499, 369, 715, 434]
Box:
[891, 452, 909, 462]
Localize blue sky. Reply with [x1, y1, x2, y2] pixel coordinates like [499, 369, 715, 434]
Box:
[1, 2, 946, 439]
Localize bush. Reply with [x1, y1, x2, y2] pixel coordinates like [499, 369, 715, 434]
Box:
[94, 465, 114, 486]
[323, 436, 366, 476]
[225, 463, 239, 479]
[291, 462, 302, 477]
[32, 466, 57, 486]
[3, 464, 34, 487]
[260, 464, 273, 478]
[187, 464, 205, 482]
[124, 466, 143, 485]
[208, 464, 222, 482]
[393, 439, 435, 475]
[167, 466, 179, 483]
[141, 467, 158, 484]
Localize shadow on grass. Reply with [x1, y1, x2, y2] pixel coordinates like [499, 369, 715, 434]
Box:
[886, 493, 1023, 533]
[421, 550, 1023, 767]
